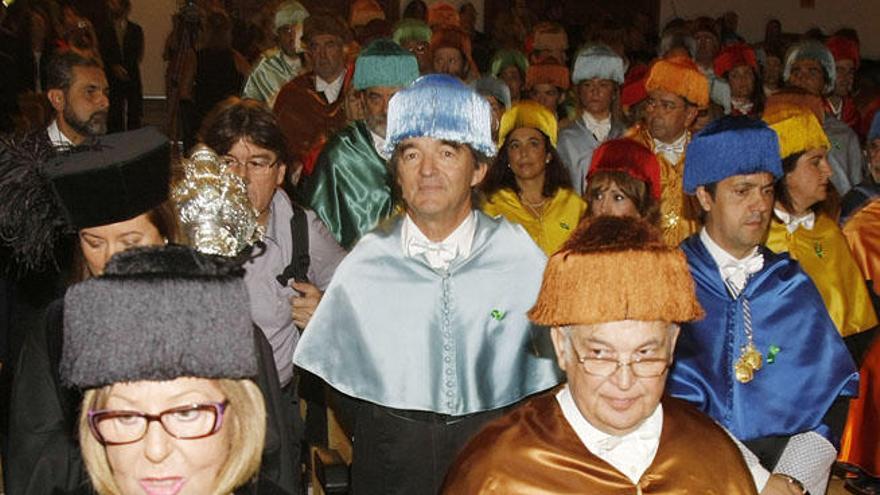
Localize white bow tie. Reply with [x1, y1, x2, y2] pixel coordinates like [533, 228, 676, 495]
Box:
[596, 428, 660, 454]
[654, 142, 686, 154]
[775, 209, 816, 233]
[720, 253, 764, 297]
[653, 139, 687, 163]
[407, 238, 458, 269]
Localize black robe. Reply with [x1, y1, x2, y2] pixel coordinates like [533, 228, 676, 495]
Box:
[7, 298, 301, 495]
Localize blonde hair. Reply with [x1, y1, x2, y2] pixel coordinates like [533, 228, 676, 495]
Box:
[79, 379, 266, 495]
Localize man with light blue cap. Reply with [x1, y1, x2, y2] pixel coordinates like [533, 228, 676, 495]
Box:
[242, 1, 309, 107]
[293, 74, 562, 494]
[301, 38, 419, 249]
[557, 43, 628, 195]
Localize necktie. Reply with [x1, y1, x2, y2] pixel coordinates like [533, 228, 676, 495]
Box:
[654, 140, 686, 163]
[781, 211, 816, 233]
[407, 238, 458, 270]
[720, 253, 764, 298]
[596, 428, 660, 454]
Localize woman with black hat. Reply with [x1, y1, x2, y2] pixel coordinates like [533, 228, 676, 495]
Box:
[1, 129, 297, 494]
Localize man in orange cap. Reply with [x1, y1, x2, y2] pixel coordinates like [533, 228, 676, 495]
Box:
[626, 55, 709, 246]
[444, 216, 757, 493]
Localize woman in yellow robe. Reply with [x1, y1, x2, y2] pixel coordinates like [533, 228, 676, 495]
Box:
[481, 101, 586, 255]
[763, 104, 877, 338]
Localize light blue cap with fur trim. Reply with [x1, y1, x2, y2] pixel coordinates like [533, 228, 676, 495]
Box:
[572, 44, 625, 85]
[353, 38, 419, 90]
[783, 40, 837, 95]
[684, 116, 782, 194]
[471, 76, 512, 110]
[384, 74, 496, 157]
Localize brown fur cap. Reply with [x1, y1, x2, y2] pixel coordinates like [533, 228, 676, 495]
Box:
[528, 216, 704, 326]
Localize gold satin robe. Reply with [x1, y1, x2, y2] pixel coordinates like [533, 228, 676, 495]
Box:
[843, 198, 880, 295]
[443, 392, 757, 494]
[765, 213, 878, 337]
[627, 125, 701, 247]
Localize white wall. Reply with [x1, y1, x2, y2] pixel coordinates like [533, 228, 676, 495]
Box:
[130, 0, 178, 97]
[659, 0, 880, 59]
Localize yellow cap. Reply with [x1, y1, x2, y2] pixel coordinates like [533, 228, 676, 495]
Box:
[763, 103, 830, 158]
[498, 100, 558, 148]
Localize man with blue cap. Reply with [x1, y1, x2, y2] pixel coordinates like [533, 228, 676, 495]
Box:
[300, 38, 419, 249]
[293, 74, 562, 494]
[242, 1, 309, 107]
[667, 116, 859, 495]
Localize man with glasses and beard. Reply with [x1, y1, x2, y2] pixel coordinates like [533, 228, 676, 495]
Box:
[44, 51, 109, 148]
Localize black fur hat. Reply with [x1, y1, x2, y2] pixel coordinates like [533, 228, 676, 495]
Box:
[0, 127, 170, 272]
[60, 244, 257, 389]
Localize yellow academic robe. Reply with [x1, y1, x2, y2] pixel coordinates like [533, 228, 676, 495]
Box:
[765, 213, 878, 337]
[482, 187, 587, 256]
[628, 125, 701, 247]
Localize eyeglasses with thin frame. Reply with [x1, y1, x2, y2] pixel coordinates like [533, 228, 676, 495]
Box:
[221, 156, 279, 174]
[88, 401, 229, 446]
[644, 97, 686, 113]
[568, 340, 671, 378]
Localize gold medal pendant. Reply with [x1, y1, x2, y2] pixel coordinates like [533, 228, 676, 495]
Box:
[734, 344, 764, 383]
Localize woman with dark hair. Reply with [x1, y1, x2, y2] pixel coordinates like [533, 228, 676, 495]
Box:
[585, 138, 661, 226]
[715, 43, 765, 117]
[481, 101, 586, 255]
[763, 103, 877, 342]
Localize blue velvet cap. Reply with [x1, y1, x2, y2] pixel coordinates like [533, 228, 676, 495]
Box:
[572, 44, 625, 85]
[353, 38, 419, 90]
[384, 74, 496, 157]
[683, 116, 782, 194]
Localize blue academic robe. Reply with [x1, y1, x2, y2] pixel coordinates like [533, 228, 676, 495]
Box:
[293, 212, 563, 415]
[668, 235, 859, 443]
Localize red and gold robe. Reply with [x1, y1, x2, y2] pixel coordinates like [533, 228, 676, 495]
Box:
[273, 72, 350, 172]
[443, 392, 758, 494]
[628, 125, 701, 247]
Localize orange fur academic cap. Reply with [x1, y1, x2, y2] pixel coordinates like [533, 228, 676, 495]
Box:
[645, 54, 710, 107]
[528, 216, 704, 327]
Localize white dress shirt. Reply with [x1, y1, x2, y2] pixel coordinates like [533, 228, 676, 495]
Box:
[582, 112, 612, 142]
[653, 131, 688, 164]
[47, 120, 75, 149]
[315, 73, 344, 104]
[699, 228, 764, 296]
[370, 129, 390, 160]
[401, 211, 477, 270]
[556, 385, 662, 484]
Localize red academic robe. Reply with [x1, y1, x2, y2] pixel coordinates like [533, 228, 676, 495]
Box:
[273, 72, 349, 173]
[443, 391, 757, 494]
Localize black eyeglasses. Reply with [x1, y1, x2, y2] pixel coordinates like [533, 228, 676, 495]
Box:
[88, 401, 229, 446]
[221, 156, 279, 174]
